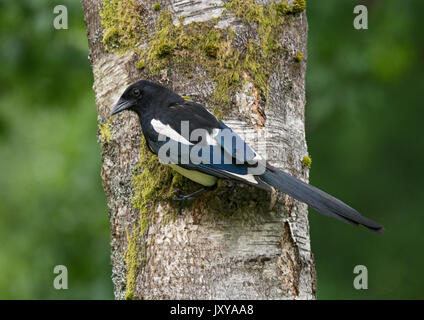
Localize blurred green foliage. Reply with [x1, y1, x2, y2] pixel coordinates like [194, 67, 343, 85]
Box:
[307, 0, 424, 299]
[0, 0, 422, 299]
[0, 0, 112, 299]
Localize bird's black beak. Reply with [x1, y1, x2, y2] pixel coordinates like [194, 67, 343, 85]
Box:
[110, 98, 133, 117]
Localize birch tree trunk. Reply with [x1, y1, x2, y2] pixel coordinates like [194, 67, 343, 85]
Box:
[82, 0, 316, 299]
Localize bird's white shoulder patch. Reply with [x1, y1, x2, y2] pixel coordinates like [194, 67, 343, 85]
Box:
[222, 171, 258, 184]
[205, 128, 220, 146]
[151, 119, 193, 145]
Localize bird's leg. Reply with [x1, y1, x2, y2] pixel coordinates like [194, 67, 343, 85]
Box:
[168, 184, 217, 214]
[171, 184, 217, 202]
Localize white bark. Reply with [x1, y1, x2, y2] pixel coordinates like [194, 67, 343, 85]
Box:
[82, 0, 316, 299]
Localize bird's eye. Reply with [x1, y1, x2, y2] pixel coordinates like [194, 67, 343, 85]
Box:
[132, 88, 141, 97]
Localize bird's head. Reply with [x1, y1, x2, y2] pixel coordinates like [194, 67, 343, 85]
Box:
[110, 80, 182, 117]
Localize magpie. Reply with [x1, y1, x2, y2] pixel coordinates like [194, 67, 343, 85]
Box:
[110, 80, 384, 233]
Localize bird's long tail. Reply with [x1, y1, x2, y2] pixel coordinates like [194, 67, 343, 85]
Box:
[259, 166, 384, 233]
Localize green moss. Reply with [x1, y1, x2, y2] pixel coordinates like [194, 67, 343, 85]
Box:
[157, 44, 173, 57]
[275, 2, 290, 15]
[206, 181, 270, 221]
[129, 139, 271, 254]
[276, 0, 306, 15]
[137, 60, 146, 69]
[99, 122, 112, 143]
[291, 0, 307, 13]
[204, 41, 219, 58]
[301, 155, 312, 168]
[99, 0, 302, 116]
[212, 107, 224, 120]
[294, 51, 303, 62]
[226, 0, 283, 50]
[222, 0, 298, 102]
[99, 0, 145, 54]
[124, 227, 140, 300]
[125, 146, 271, 300]
[153, 2, 161, 11]
[131, 140, 198, 232]
[132, 140, 173, 222]
[137, 0, 299, 111]
[140, 12, 239, 107]
[143, 12, 176, 69]
[125, 140, 200, 299]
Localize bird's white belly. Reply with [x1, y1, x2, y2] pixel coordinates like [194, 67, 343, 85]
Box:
[168, 164, 217, 187]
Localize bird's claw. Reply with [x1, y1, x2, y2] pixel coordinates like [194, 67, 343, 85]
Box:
[166, 189, 194, 214]
[172, 195, 196, 202]
[168, 189, 192, 202]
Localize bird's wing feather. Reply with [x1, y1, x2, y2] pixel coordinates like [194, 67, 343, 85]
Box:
[214, 122, 258, 163]
[260, 165, 384, 233]
[147, 136, 264, 187]
[147, 99, 266, 186]
[155, 100, 223, 142]
[155, 100, 258, 163]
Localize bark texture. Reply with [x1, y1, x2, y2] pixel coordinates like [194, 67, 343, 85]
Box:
[82, 0, 316, 299]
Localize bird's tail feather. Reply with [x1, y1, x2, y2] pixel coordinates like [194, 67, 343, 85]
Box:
[260, 167, 384, 233]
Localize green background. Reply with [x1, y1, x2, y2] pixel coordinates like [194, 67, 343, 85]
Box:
[0, 0, 422, 299]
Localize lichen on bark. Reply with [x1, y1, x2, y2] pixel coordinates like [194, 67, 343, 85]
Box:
[100, 0, 145, 53]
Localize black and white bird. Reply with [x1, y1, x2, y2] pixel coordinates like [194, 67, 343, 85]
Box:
[110, 80, 383, 233]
